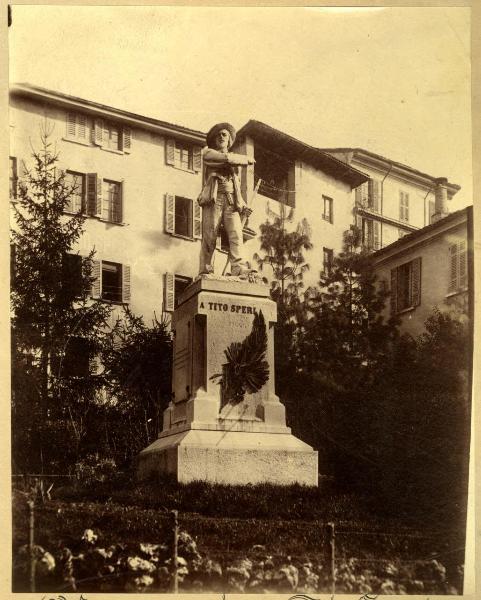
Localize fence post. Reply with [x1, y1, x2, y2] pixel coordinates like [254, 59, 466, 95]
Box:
[171, 510, 179, 593]
[327, 522, 335, 595]
[28, 499, 36, 593]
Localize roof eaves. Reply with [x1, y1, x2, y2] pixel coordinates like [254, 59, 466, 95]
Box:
[10, 83, 207, 143]
[237, 120, 369, 186]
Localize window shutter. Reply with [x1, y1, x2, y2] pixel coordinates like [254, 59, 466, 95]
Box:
[390, 268, 398, 314]
[448, 243, 458, 293]
[165, 139, 175, 165]
[66, 113, 76, 137]
[87, 174, 98, 216]
[96, 176, 103, 217]
[118, 182, 124, 223]
[123, 127, 132, 153]
[370, 180, 380, 212]
[193, 146, 202, 172]
[91, 260, 102, 299]
[164, 273, 175, 312]
[373, 221, 380, 250]
[193, 200, 202, 239]
[122, 264, 131, 303]
[94, 119, 104, 146]
[77, 114, 87, 140]
[165, 193, 175, 234]
[459, 240, 467, 289]
[411, 257, 422, 307]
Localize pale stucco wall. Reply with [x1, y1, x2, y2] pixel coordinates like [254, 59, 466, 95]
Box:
[373, 218, 468, 338]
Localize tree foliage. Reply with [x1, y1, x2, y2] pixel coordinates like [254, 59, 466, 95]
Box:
[10, 127, 113, 471]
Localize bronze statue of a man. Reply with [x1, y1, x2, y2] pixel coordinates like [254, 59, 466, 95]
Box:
[197, 122, 255, 277]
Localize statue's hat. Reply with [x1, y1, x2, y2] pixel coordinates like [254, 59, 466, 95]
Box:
[206, 122, 236, 149]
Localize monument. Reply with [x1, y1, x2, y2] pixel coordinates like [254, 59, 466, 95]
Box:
[137, 123, 318, 486]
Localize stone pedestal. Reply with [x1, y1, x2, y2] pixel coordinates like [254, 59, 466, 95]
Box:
[137, 275, 318, 486]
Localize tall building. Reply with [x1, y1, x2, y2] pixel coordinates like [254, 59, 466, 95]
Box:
[321, 147, 460, 251]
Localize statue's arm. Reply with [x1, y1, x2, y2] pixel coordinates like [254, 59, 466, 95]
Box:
[203, 148, 254, 167]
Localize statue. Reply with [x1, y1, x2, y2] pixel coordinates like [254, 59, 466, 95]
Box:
[197, 122, 256, 278]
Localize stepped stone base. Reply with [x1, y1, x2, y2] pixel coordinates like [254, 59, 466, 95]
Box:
[137, 429, 318, 486]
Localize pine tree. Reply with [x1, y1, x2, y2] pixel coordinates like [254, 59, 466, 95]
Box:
[11, 125, 113, 471]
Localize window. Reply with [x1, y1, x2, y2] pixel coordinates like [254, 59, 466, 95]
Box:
[66, 112, 89, 143]
[322, 247, 334, 275]
[399, 191, 409, 222]
[90, 118, 131, 153]
[9, 156, 17, 200]
[390, 257, 421, 313]
[90, 260, 131, 303]
[355, 182, 369, 207]
[165, 139, 201, 172]
[103, 122, 121, 151]
[102, 180, 122, 223]
[164, 273, 193, 311]
[448, 241, 468, 294]
[65, 171, 85, 213]
[62, 337, 91, 378]
[254, 144, 295, 207]
[361, 218, 380, 250]
[322, 196, 333, 224]
[164, 193, 202, 239]
[356, 180, 380, 212]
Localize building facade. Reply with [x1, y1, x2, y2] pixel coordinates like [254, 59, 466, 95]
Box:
[371, 206, 473, 337]
[321, 148, 460, 251]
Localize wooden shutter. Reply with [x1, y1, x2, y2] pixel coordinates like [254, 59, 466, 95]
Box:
[165, 139, 176, 165]
[91, 260, 102, 299]
[123, 127, 132, 153]
[66, 113, 76, 137]
[164, 193, 175, 233]
[87, 173, 99, 216]
[193, 200, 202, 239]
[373, 221, 380, 250]
[459, 240, 467, 289]
[370, 179, 380, 212]
[94, 119, 104, 146]
[448, 243, 458, 293]
[117, 182, 124, 223]
[164, 273, 175, 312]
[96, 176, 103, 217]
[390, 267, 398, 314]
[77, 114, 87, 140]
[122, 264, 131, 303]
[411, 257, 422, 307]
[193, 146, 202, 172]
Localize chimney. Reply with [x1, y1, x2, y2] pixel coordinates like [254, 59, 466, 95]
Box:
[431, 177, 449, 223]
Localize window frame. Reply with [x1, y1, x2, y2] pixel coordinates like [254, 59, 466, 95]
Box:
[399, 190, 410, 222]
[65, 170, 86, 214]
[391, 257, 422, 314]
[322, 247, 334, 275]
[101, 179, 123, 224]
[322, 196, 333, 224]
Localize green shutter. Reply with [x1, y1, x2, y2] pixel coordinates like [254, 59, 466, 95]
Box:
[91, 260, 102, 299]
[390, 267, 398, 314]
[193, 199, 202, 239]
[123, 127, 132, 153]
[122, 264, 131, 303]
[164, 273, 175, 312]
[411, 257, 421, 307]
[165, 193, 175, 234]
[193, 146, 202, 172]
[165, 139, 175, 165]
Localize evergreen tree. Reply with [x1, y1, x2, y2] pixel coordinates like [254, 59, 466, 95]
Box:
[10, 126, 113, 472]
[100, 309, 173, 464]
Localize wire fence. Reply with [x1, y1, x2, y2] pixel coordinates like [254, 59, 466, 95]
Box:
[12, 476, 465, 595]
